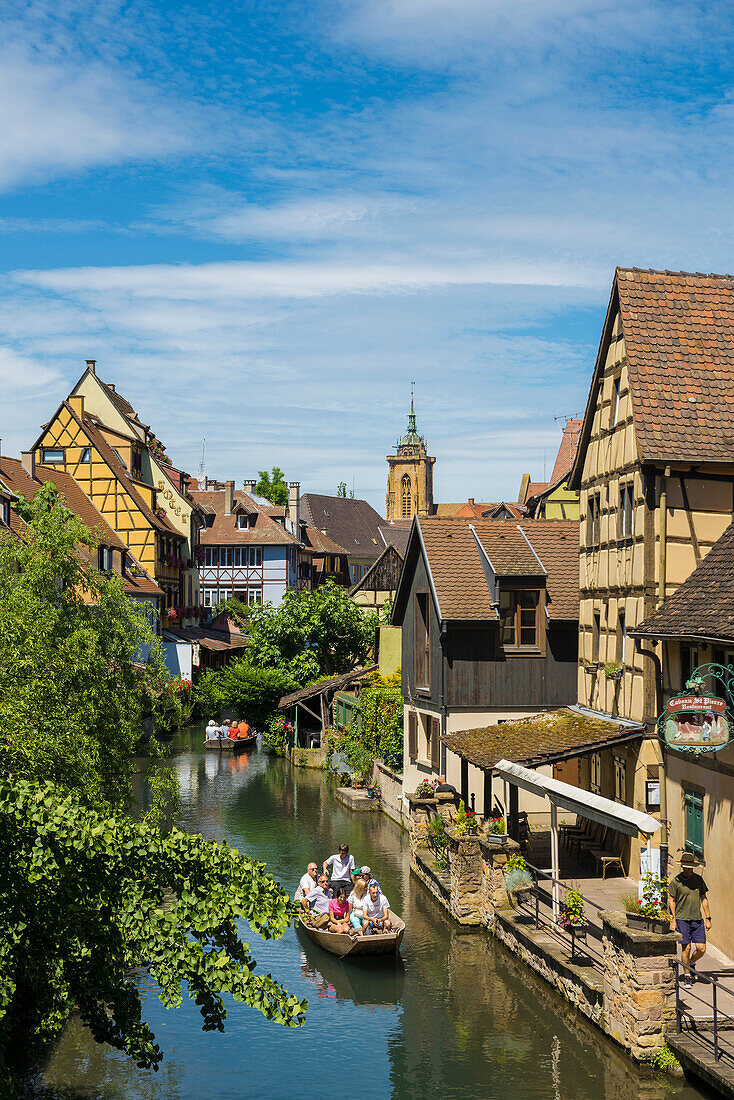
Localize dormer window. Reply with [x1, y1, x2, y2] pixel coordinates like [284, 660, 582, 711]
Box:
[323, 509, 329, 517]
[1, 499, 10, 527]
[42, 448, 64, 464]
[237, 513, 248, 529]
[98, 546, 113, 572]
[499, 589, 540, 650]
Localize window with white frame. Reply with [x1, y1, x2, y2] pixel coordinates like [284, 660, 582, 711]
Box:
[233, 547, 245, 567]
[204, 547, 218, 568]
[1, 499, 9, 527]
[80, 447, 91, 463]
[42, 448, 64, 464]
[203, 588, 217, 607]
[248, 586, 262, 604]
[219, 587, 232, 601]
[590, 752, 602, 795]
[237, 513, 248, 529]
[249, 546, 262, 567]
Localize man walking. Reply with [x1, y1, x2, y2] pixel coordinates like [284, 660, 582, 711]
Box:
[669, 851, 711, 986]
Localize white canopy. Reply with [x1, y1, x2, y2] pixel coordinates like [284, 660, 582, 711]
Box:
[494, 758, 661, 838]
[494, 758, 661, 917]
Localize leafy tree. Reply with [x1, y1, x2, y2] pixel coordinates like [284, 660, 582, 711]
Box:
[336, 482, 354, 498]
[243, 581, 376, 685]
[0, 482, 178, 811]
[255, 467, 288, 506]
[0, 779, 305, 1088]
[195, 664, 296, 729]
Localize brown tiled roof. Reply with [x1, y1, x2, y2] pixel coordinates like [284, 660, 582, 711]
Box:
[123, 572, 164, 598]
[416, 518, 579, 622]
[441, 708, 643, 771]
[300, 494, 385, 560]
[192, 490, 299, 545]
[550, 419, 583, 485]
[523, 481, 547, 505]
[481, 502, 527, 519]
[301, 525, 348, 555]
[378, 522, 411, 556]
[169, 626, 248, 652]
[278, 665, 378, 709]
[634, 520, 734, 643]
[434, 501, 495, 518]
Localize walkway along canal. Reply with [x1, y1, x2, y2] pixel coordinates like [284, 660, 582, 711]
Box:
[27, 724, 714, 1100]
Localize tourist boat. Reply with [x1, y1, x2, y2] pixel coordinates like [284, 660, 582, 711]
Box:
[299, 911, 405, 958]
[204, 732, 258, 754]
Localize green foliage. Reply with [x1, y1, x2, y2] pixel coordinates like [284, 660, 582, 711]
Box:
[336, 482, 354, 498]
[0, 482, 178, 812]
[557, 888, 586, 929]
[415, 779, 438, 798]
[487, 815, 506, 835]
[212, 596, 256, 628]
[455, 799, 479, 836]
[255, 467, 288, 506]
[505, 853, 527, 873]
[0, 778, 306, 1088]
[649, 1042, 681, 1074]
[242, 581, 374, 685]
[358, 681, 403, 771]
[193, 664, 295, 730]
[262, 715, 293, 756]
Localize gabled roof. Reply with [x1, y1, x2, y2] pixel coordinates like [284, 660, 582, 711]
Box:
[278, 665, 378, 709]
[481, 502, 526, 519]
[192, 489, 299, 545]
[300, 525, 348, 556]
[633, 520, 734, 644]
[570, 268, 734, 486]
[550, 419, 583, 485]
[522, 481, 547, 505]
[300, 494, 385, 560]
[378, 522, 411, 557]
[392, 518, 579, 624]
[349, 543, 404, 595]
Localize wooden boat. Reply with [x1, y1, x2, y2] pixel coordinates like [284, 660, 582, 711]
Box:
[299, 910, 404, 958]
[204, 732, 258, 754]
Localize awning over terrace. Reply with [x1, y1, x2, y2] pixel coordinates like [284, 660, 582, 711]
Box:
[494, 758, 661, 916]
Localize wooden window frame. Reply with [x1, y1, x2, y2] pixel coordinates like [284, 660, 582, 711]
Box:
[617, 482, 634, 542]
[80, 447, 91, 463]
[586, 492, 601, 548]
[610, 374, 621, 428]
[498, 587, 544, 655]
[42, 447, 64, 464]
[590, 752, 602, 795]
[617, 608, 626, 664]
[408, 711, 417, 761]
[613, 754, 626, 804]
[429, 715, 440, 770]
[414, 590, 431, 692]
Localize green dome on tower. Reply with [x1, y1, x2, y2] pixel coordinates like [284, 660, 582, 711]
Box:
[400, 398, 422, 446]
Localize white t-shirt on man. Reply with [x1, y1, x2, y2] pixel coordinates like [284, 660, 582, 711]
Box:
[326, 853, 355, 881]
[363, 892, 389, 920]
[295, 872, 317, 901]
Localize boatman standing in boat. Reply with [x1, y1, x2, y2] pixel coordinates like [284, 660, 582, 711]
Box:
[323, 843, 356, 896]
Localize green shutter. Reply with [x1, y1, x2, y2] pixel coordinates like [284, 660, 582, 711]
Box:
[685, 790, 704, 857]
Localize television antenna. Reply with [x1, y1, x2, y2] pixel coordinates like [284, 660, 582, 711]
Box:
[198, 437, 206, 479]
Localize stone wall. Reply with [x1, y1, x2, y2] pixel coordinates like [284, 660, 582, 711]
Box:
[601, 911, 678, 1059]
[405, 795, 679, 1063]
[372, 759, 407, 828]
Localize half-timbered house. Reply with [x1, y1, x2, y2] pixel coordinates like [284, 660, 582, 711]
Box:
[192, 482, 299, 607]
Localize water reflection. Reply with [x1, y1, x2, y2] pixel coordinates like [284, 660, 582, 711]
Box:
[28, 724, 711, 1100]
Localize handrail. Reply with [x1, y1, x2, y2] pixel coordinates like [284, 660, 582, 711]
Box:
[670, 958, 734, 1063]
[519, 860, 606, 968]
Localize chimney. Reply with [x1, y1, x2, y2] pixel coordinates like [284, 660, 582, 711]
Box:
[21, 450, 36, 478]
[69, 394, 84, 419]
[468, 497, 474, 506]
[242, 479, 257, 495]
[288, 481, 300, 533]
[224, 480, 234, 515]
[86, 359, 96, 374]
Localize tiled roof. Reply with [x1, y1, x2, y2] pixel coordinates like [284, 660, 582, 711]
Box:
[441, 708, 643, 771]
[300, 494, 385, 560]
[378, 522, 411, 556]
[278, 665, 378, 709]
[549, 419, 583, 485]
[301, 525, 348, 555]
[434, 501, 495, 518]
[192, 490, 299, 545]
[618, 268, 734, 464]
[634, 520, 734, 643]
[523, 481, 547, 505]
[481, 502, 526, 519]
[416, 518, 579, 622]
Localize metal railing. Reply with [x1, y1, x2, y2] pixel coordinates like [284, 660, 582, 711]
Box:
[515, 861, 608, 971]
[670, 959, 734, 1063]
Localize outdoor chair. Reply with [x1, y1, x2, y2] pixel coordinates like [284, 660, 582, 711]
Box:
[571, 821, 603, 858]
[588, 830, 625, 879]
[560, 816, 590, 851]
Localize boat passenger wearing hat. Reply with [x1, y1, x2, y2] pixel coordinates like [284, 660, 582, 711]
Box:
[669, 851, 711, 985]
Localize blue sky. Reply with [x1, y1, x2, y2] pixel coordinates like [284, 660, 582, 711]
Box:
[2, 0, 734, 510]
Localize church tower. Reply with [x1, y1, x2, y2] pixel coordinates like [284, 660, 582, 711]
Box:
[386, 397, 435, 521]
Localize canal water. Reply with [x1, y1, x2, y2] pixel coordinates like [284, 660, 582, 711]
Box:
[29, 725, 713, 1100]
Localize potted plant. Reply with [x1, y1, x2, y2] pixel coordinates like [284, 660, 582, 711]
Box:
[414, 779, 438, 799]
[625, 872, 671, 934]
[504, 853, 534, 900]
[604, 661, 624, 681]
[455, 799, 479, 837]
[366, 780, 382, 801]
[487, 815, 508, 844]
[580, 658, 598, 674]
[557, 888, 586, 932]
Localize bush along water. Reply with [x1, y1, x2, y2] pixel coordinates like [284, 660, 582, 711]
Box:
[262, 716, 294, 756]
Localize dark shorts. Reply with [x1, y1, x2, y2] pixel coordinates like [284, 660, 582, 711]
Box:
[677, 918, 706, 945]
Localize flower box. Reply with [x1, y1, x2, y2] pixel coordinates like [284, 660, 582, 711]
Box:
[627, 912, 670, 935]
[487, 832, 509, 845]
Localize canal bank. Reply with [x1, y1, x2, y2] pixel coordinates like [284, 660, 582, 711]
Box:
[26, 724, 711, 1100]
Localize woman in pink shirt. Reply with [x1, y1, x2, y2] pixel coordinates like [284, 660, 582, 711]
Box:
[328, 887, 351, 934]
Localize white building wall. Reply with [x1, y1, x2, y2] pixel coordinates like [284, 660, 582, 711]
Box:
[263, 545, 288, 606]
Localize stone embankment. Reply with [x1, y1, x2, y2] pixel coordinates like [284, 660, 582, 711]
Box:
[407, 790, 678, 1062]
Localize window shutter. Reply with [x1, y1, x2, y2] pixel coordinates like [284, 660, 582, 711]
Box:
[408, 711, 417, 760]
[430, 716, 440, 770]
[685, 790, 704, 857]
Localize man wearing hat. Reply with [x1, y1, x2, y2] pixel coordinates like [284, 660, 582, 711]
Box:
[669, 851, 711, 985]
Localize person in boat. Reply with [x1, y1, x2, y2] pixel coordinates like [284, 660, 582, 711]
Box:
[227, 720, 239, 740]
[237, 719, 251, 740]
[323, 843, 356, 895]
[362, 879, 391, 935]
[301, 873, 331, 928]
[294, 862, 319, 903]
[205, 720, 217, 743]
[347, 876, 367, 935]
[328, 887, 351, 934]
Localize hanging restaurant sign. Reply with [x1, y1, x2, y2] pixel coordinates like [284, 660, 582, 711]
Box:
[658, 665, 733, 754]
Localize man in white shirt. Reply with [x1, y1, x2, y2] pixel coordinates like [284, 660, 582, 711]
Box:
[294, 862, 319, 902]
[362, 879, 392, 935]
[323, 843, 356, 895]
[301, 873, 331, 928]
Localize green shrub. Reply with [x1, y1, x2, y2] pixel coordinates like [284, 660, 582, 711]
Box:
[357, 683, 403, 770]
